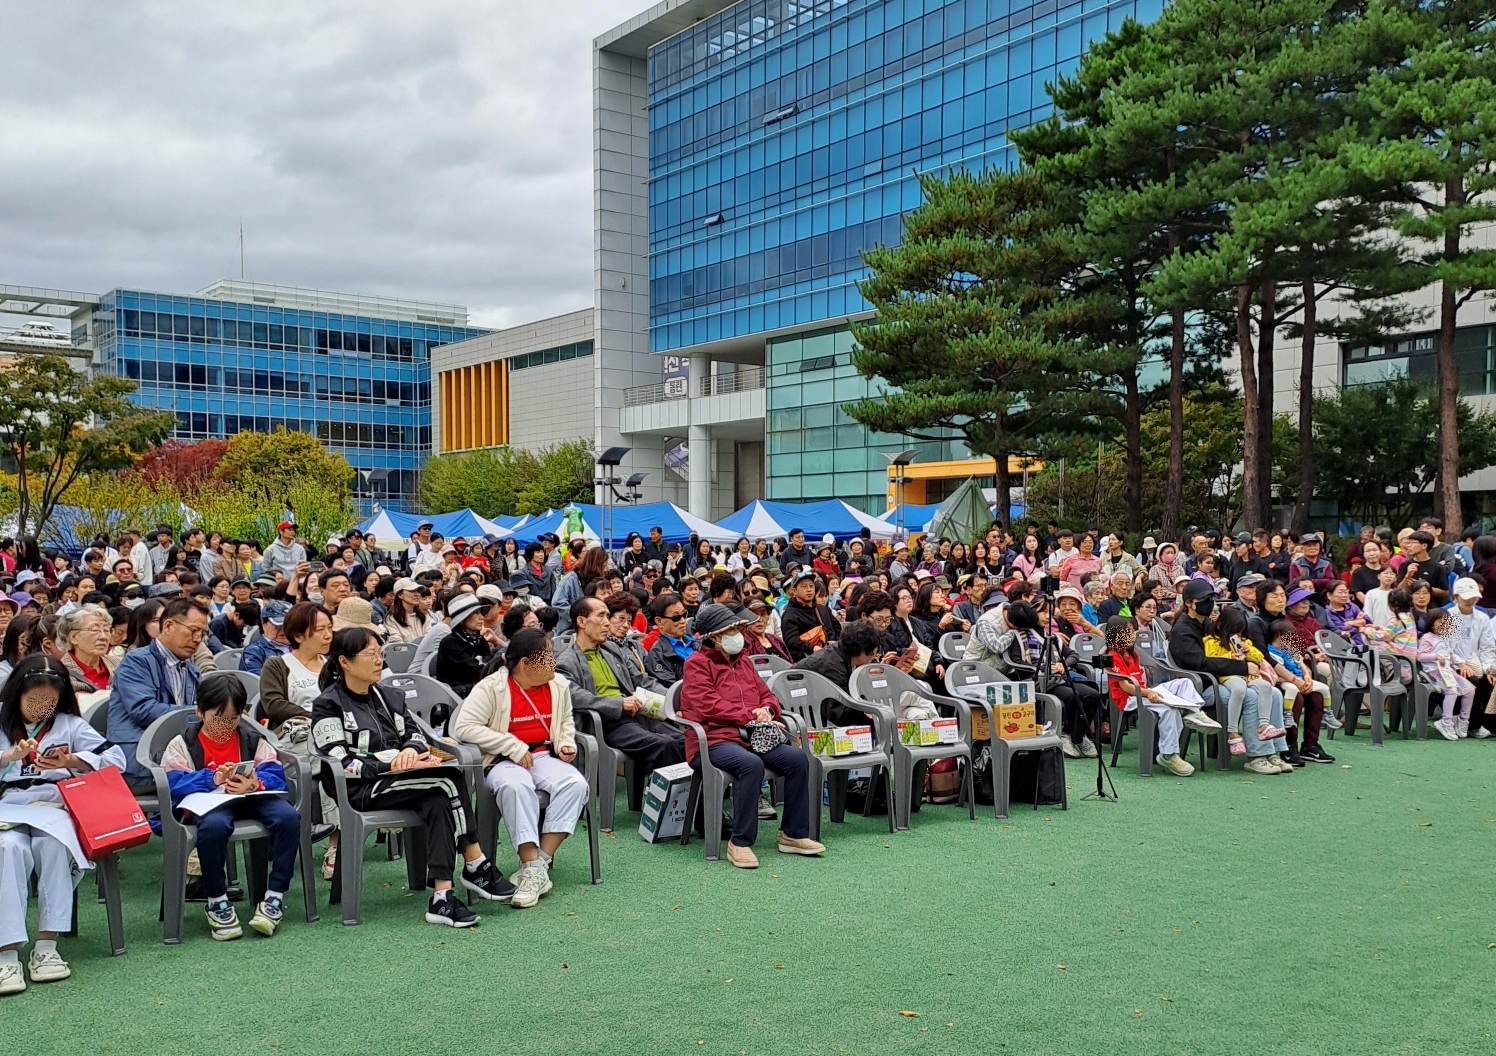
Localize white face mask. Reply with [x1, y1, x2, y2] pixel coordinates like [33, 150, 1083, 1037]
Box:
[718, 632, 745, 655]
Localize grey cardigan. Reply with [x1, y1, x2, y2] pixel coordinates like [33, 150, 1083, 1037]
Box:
[555, 638, 664, 722]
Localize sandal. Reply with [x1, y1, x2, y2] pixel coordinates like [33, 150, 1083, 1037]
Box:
[1258, 724, 1286, 739]
[1228, 733, 1246, 756]
[321, 844, 338, 881]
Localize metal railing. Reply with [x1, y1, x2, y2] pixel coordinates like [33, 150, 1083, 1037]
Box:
[623, 365, 765, 406]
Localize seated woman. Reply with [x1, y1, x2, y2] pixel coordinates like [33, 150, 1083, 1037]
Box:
[452, 629, 587, 909]
[999, 601, 1105, 759]
[677, 604, 824, 870]
[55, 608, 118, 702]
[258, 601, 339, 879]
[0, 655, 128, 994]
[1103, 617, 1217, 777]
[434, 594, 494, 698]
[161, 676, 301, 941]
[312, 627, 512, 926]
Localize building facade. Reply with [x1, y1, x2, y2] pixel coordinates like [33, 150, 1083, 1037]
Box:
[86, 280, 487, 510]
[431, 308, 596, 456]
[596, 0, 1162, 517]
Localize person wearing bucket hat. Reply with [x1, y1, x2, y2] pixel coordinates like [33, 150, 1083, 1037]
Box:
[678, 604, 824, 868]
[434, 593, 494, 698]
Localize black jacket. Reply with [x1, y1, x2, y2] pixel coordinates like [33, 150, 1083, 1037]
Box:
[1168, 612, 1249, 680]
[793, 644, 862, 726]
[780, 599, 841, 662]
[434, 628, 492, 697]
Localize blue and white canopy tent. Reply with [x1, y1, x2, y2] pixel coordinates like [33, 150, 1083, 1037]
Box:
[353, 508, 513, 544]
[716, 499, 896, 542]
[506, 502, 739, 549]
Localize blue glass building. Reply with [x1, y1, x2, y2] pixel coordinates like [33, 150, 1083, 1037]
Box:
[598, 0, 1162, 516]
[91, 280, 488, 511]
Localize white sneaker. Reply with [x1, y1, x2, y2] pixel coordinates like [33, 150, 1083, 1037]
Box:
[509, 863, 549, 909]
[1435, 717, 1459, 741]
[1244, 757, 1280, 775]
[1456, 718, 1469, 738]
[0, 961, 24, 995]
[1061, 738, 1081, 759]
[1474, 726, 1492, 740]
[1157, 752, 1195, 777]
[1183, 710, 1222, 731]
[1079, 737, 1099, 758]
[1321, 709, 1343, 730]
[27, 948, 70, 983]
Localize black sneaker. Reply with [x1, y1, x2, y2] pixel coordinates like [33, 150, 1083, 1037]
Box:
[425, 892, 479, 928]
[1282, 750, 1306, 768]
[1300, 745, 1336, 764]
[460, 861, 516, 903]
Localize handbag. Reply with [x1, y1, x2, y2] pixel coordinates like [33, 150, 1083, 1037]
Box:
[56, 767, 153, 861]
[740, 720, 788, 754]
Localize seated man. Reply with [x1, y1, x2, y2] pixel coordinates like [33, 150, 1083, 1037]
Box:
[1095, 571, 1136, 623]
[208, 602, 256, 654]
[793, 619, 886, 727]
[556, 598, 686, 776]
[238, 600, 291, 674]
[109, 598, 208, 793]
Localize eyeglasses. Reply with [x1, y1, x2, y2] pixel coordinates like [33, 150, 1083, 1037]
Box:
[356, 649, 383, 663]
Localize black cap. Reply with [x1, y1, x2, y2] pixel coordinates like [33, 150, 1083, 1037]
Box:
[1181, 579, 1215, 601]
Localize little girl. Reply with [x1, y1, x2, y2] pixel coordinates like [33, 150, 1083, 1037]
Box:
[1361, 565, 1397, 627]
[1204, 606, 1284, 754]
[1367, 587, 1419, 688]
[1417, 608, 1474, 741]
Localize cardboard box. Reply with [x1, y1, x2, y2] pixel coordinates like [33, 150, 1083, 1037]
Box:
[970, 708, 991, 741]
[898, 717, 962, 746]
[809, 725, 874, 757]
[995, 702, 1039, 740]
[638, 762, 694, 843]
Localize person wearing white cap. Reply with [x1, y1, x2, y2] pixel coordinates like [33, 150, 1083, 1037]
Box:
[1446, 577, 1496, 739]
[434, 594, 494, 698]
[383, 579, 429, 644]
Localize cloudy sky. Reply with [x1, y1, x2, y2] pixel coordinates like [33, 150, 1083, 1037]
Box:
[0, 0, 640, 330]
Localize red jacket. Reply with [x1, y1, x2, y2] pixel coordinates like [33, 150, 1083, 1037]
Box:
[678, 646, 782, 762]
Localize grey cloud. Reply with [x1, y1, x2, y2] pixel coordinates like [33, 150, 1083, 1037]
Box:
[1, 0, 639, 329]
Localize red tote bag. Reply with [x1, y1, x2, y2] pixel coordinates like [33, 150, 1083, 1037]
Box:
[57, 768, 153, 860]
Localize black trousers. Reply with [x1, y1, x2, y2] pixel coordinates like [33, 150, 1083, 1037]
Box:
[350, 770, 478, 886]
[1052, 680, 1104, 745]
[602, 714, 686, 772]
[1470, 679, 1496, 735]
[694, 741, 810, 847]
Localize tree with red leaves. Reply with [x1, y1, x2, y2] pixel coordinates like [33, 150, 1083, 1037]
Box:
[128, 438, 229, 493]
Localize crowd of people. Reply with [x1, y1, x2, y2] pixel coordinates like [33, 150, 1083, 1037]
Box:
[0, 513, 1486, 993]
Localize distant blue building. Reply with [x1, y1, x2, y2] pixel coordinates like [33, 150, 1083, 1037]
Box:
[597, 0, 1163, 516]
[91, 280, 488, 511]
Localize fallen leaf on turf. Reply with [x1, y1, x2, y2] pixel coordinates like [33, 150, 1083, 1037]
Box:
[1056, 965, 1066, 970]
[1134, 1010, 1142, 1017]
[899, 1011, 919, 1017]
[1419, 822, 1433, 827]
[435, 942, 444, 948]
[725, 979, 733, 983]
[561, 964, 568, 969]
[775, 964, 785, 970]
[945, 1023, 953, 1028]
[672, 905, 681, 911]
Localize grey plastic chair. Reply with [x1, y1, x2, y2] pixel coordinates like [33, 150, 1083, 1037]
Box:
[767, 669, 894, 839]
[943, 660, 1066, 818]
[380, 673, 484, 790]
[1316, 631, 1408, 746]
[938, 631, 970, 662]
[203, 668, 261, 713]
[570, 709, 644, 833]
[473, 732, 602, 885]
[661, 681, 730, 862]
[75, 700, 129, 956]
[137, 711, 319, 944]
[749, 653, 791, 682]
[850, 664, 974, 830]
[214, 649, 244, 672]
[384, 641, 418, 674]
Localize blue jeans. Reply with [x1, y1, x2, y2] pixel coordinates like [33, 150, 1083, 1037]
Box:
[695, 741, 810, 847]
[1239, 682, 1288, 758]
[194, 797, 301, 899]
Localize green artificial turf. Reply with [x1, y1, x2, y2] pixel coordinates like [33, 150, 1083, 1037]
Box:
[13, 733, 1496, 1056]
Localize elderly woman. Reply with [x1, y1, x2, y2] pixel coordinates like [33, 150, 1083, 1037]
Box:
[452, 628, 586, 909]
[1, 655, 128, 993]
[434, 594, 494, 699]
[56, 608, 118, 700]
[677, 604, 824, 869]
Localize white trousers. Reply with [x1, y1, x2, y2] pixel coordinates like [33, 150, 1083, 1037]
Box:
[1143, 677, 1204, 756]
[484, 754, 588, 852]
[0, 827, 77, 948]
